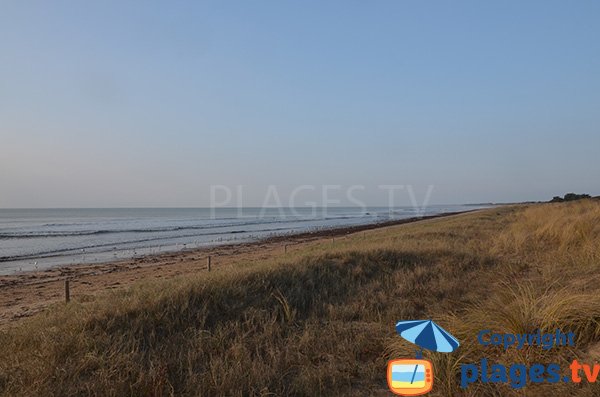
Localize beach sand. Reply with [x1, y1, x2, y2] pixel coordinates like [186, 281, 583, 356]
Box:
[0, 212, 467, 326]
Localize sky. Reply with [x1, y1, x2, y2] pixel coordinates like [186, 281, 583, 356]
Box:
[1, 1, 599, 208]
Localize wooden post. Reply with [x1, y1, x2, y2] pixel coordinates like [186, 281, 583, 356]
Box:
[332, 237, 335, 245]
[65, 279, 70, 303]
[207, 256, 212, 271]
[284, 245, 288, 254]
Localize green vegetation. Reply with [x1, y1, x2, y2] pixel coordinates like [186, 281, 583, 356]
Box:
[1, 202, 600, 396]
[550, 193, 592, 202]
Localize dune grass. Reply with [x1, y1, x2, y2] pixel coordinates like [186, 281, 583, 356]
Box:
[1, 201, 600, 396]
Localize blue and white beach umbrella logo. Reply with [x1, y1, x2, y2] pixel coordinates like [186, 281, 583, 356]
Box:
[387, 320, 460, 396]
[395, 319, 460, 354]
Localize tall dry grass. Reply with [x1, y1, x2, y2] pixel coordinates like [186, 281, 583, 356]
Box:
[391, 200, 600, 396]
[1, 201, 600, 396]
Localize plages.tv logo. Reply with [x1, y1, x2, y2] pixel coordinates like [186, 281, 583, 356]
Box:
[387, 320, 460, 396]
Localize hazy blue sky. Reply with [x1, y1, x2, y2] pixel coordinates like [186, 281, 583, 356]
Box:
[1, 1, 599, 208]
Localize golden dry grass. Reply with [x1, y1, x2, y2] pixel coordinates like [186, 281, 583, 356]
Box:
[1, 201, 600, 396]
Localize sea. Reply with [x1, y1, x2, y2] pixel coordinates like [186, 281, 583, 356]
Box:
[0, 205, 488, 274]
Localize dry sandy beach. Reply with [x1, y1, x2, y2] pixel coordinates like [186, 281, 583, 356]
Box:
[0, 212, 469, 326]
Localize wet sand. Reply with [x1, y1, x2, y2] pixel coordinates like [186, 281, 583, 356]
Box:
[0, 212, 469, 326]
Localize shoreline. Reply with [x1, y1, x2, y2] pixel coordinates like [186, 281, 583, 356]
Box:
[0, 210, 474, 326]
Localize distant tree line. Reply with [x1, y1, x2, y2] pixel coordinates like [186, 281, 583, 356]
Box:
[550, 193, 593, 203]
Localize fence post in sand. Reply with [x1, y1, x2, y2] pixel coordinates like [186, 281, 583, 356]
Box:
[207, 256, 212, 272]
[284, 244, 288, 254]
[65, 279, 70, 303]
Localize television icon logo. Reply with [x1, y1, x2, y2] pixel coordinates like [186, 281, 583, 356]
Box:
[387, 359, 434, 396]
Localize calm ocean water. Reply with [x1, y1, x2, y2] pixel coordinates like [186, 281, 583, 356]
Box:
[0, 205, 488, 274]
